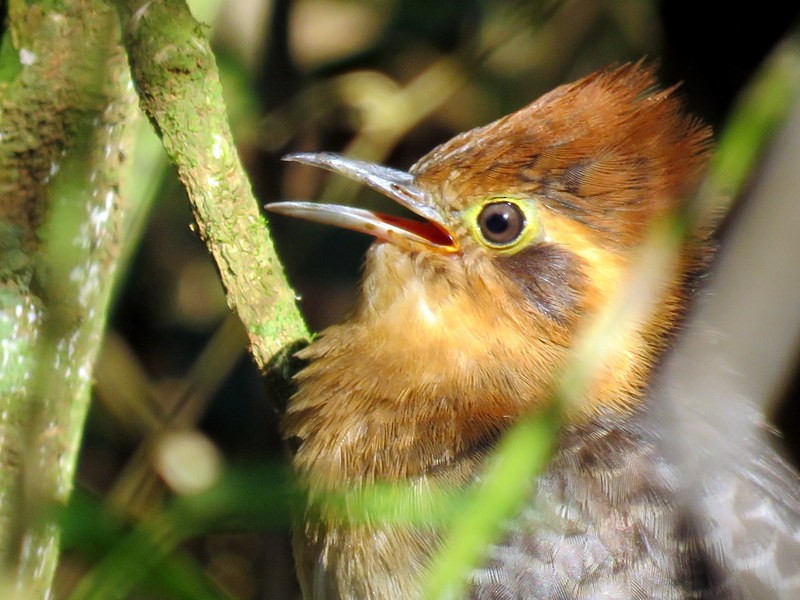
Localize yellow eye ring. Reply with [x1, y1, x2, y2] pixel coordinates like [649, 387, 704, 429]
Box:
[463, 197, 542, 254]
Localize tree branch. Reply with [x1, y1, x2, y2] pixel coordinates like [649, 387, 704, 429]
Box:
[0, 0, 141, 595]
[113, 0, 309, 370]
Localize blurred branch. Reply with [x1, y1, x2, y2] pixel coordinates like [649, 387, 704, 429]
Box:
[696, 28, 800, 217]
[113, 0, 309, 371]
[655, 27, 800, 450]
[270, 2, 587, 213]
[648, 28, 800, 596]
[0, 1, 140, 596]
[687, 29, 800, 413]
[317, 6, 567, 206]
[102, 313, 248, 518]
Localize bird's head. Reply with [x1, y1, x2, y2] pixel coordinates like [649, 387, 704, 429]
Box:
[268, 64, 712, 481]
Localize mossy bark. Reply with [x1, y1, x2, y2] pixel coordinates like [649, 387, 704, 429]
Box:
[114, 0, 309, 368]
[0, 0, 307, 595]
[0, 0, 139, 596]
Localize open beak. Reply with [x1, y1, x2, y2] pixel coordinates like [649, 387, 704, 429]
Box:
[266, 153, 457, 253]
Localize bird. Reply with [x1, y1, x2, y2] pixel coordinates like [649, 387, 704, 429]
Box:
[266, 64, 800, 599]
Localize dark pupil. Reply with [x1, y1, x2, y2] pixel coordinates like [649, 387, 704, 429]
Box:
[485, 212, 509, 234]
[478, 202, 525, 245]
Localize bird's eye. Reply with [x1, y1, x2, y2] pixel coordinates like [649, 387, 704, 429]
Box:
[463, 196, 541, 254]
[477, 202, 526, 246]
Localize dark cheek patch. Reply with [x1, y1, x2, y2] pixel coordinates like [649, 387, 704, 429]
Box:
[496, 244, 586, 324]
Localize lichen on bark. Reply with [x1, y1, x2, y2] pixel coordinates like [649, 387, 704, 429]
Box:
[114, 0, 309, 369]
[0, 0, 140, 596]
[1, 0, 308, 595]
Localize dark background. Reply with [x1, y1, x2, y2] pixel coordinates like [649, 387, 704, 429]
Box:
[64, 1, 800, 598]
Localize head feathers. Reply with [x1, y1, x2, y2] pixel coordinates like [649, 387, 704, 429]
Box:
[412, 63, 712, 248]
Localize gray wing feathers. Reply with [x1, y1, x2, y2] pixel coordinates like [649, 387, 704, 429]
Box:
[470, 414, 800, 599]
[697, 432, 800, 599]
